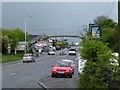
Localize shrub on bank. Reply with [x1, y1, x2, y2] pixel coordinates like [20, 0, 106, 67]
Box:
[80, 40, 112, 88]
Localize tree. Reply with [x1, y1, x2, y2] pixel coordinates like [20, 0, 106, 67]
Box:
[98, 19, 116, 29]
[2, 28, 30, 54]
[93, 16, 118, 52]
[2, 35, 11, 54]
[80, 40, 112, 88]
[98, 19, 118, 52]
[93, 15, 108, 25]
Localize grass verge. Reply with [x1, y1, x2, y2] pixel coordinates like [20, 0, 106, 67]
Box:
[2, 53, 24, 63]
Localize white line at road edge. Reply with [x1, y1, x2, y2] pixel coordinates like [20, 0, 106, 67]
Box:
[37, 74, 51, 89]
[37, 81, 48, 90]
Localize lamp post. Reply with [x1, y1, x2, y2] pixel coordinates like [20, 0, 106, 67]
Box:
[24, 16, 32, 54]
[118, 0, 120, 66]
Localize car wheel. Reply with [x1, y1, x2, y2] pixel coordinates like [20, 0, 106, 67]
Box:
[69, 75, 72, 78]
[72, 71, 74, 74]
[23, 61, 25, 63]
[32, 59, 35, 62]
[51, 74, 56, 78]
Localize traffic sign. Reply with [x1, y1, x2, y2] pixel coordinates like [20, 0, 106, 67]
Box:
[57, 42, 62, 45]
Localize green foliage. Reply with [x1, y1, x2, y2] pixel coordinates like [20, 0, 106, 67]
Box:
[2, 53, 24, 63]
[98, 19, 116, 29]
[80, 40, 112, 62]
[80, 40, 112, 88]
[96, 18, 118, 52]
[93, 15, 108, 25]
[101, 27, 118, 52]
[2, 28, 30, 54]
[2, 35, 11, 54]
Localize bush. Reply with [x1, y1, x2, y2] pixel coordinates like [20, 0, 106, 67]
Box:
[80, 40, 112, 88]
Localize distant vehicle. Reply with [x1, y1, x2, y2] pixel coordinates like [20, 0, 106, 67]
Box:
[62, 60, 75, 74]
[68, 49, 76, 55]
[55, 46, 61, 50]
[38, 48, 42, 54]
[48, 49, 55, 55]
[51, 61, 73, 78]
[75, 42, 79, 46]
[67, 46, 71, 49]
[53, 46, 56, 51]
[23, 53, 35, 63]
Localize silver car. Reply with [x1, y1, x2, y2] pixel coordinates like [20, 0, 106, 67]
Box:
[48, 49, 55, 55]
[23, 53, 35, 63]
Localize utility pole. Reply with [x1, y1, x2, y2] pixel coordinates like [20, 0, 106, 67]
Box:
[61, 36, 64, 55]
[118, 0, 120, 66]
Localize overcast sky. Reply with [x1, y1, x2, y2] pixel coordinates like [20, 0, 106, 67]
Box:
[1, 1, 118, 42]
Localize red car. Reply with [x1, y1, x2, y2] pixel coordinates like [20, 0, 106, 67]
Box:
[51, 61, 73, 78]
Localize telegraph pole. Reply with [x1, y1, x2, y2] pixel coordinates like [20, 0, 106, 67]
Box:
[61, 36, 64, 55]
[118, 0, 120, 66]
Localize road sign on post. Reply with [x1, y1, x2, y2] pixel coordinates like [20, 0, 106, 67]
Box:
[91, 25, 101, 39]
[89, 24, 101, 39]
[57, 42, 62, 45]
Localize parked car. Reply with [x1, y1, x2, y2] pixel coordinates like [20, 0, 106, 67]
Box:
[68, 49, 76, 55]
[51, 61, 73, 78]
[62, 60, 75, 74]
[23, 53, 35, 63]
[48, 49, 55, 55]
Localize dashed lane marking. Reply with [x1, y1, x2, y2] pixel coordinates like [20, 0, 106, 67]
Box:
[9, 73, 16, 76]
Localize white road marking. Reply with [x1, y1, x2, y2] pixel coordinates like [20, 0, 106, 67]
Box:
[9, 73, 16, 76]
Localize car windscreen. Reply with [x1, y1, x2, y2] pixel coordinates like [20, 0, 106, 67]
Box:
[69, 49, 76, 51]
[24, 54, 32, 57]
[55, 62, 71, 67]
[24, 54, 30, 57]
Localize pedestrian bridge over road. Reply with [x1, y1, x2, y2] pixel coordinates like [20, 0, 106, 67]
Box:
[30, 34, 84, 44]
[47, 35, 84, 39]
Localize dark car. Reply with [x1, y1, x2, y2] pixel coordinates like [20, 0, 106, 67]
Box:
[56, 46, 61, 50]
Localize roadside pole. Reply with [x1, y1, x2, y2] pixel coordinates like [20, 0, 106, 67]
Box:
[61, 36, 64, 55]
[118, 0, 120, 66]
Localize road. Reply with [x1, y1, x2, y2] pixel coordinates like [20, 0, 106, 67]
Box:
[2, 48, 80, 89]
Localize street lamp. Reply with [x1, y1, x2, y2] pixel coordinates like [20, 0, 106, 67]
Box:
[24, 16, 32, 54]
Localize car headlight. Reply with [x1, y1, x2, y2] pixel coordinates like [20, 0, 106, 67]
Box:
[52, 69, 57, 71]
[66, 70, 70, 72]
